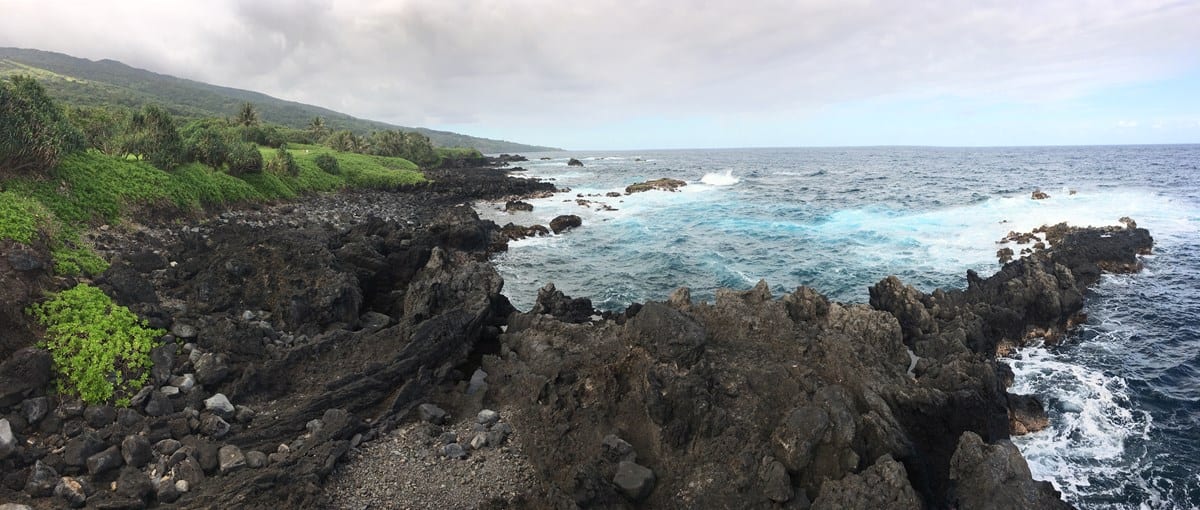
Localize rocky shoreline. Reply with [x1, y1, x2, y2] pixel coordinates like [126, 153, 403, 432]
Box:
[0, 160, 1153, 509]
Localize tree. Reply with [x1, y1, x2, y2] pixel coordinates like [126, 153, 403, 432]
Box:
[120, 105, 184, 170]
[325, 130, 360, 152]
[0, 75, 83, 176]
[235, 101, 259, 127]
[67, 105, 128, 156]
[402, 131, 438, 167]
[367, 130, 405, 157]
[366, 130, 437, 167]
[181, 119, 232, 169]
[307, 116, 327, 140]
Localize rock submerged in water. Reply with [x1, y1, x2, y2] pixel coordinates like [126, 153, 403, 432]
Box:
[625, 178, 687, 194]
[567, 158, 584, 167]
[1031, 190, 1050, 200]
[504, 200, 533, 212]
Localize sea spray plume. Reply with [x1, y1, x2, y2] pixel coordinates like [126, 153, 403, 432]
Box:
[701, 169, 740, 186]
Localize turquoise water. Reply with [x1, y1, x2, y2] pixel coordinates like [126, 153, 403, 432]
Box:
[477, 145, 1200, 509]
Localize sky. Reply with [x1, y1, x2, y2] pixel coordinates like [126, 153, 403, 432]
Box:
[1, 0, 1198, 150]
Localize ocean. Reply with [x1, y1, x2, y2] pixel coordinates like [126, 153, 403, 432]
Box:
[474, 145, 1200, 509]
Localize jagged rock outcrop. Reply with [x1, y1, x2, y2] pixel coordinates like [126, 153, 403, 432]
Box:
[949, 431, 1070, 509]
[480, 225, 1148, 508]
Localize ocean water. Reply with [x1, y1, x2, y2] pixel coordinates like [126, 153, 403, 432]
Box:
[475, 145, 1200, 509]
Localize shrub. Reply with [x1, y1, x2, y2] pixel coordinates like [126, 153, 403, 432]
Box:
[227, 142, 263, 175]
[0, 75, 83, 176]
[0, 190, 52, 243]
[313, 153, 340, 175]
[237, 124, 287, 148]
[51, 244, 109, 276]
[120, 105, 184, 170]
[265, 144, 299, 177]
[29, 284, 163, 405]
[67, 105, 129, 156]
[183, 122, 231, 169]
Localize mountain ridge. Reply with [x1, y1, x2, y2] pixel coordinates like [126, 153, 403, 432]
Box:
[0, 47, 559, 153]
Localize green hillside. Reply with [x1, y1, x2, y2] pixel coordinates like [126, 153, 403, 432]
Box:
[0, 47, 558, 153]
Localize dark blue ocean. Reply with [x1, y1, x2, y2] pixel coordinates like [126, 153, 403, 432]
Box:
[475, 145, 1200, 509]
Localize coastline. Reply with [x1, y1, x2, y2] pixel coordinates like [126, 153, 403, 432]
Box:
[0, 161, 1153, 508]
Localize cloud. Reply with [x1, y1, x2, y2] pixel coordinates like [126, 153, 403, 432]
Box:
[1, 0, 1198, 144]
[1117, 120, 1139, 128]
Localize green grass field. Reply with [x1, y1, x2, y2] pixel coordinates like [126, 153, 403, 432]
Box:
[1, 146, 425, 276]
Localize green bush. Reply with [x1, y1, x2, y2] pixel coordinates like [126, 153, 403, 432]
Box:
[313, 153, 340, 174]
[120, 104, 184, 170]
[265, 144, 299, 177]
[227, 142, 263, 175]
[0, 75, 83, 176]
[0, 190, 52, 243]
[67, 105, 129, 156]
[51, 244, 109, 276]
[181, 118, 232, 168]
[30, 284, 163, 405]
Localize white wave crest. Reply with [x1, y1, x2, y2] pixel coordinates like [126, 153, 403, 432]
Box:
[701, 169, 740, 186]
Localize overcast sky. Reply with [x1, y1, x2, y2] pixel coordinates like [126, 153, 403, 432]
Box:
[2, 0, 1198, 149]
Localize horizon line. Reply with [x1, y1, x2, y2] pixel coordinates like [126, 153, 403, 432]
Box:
[503, 141, 1200, 154]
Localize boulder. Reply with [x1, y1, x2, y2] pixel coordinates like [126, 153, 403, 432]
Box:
[949, 431, 1070, 509]
[418, 403, 447, 425]
[86, 445, 124, 475]
[567, 158, 584, 167]
[0, 418, 14, 459]
[812, 455, 920, 509]
[549, 214, 582, 234]
[245, 450, 269, 468]
[194, 353, 230, 386]
[530, 283, 594, 323]
[150, 343, 176, 384]
[625, 178, 686, 194]
[115, 466, 154, 501]
[83, 405, 116, 429]
[63, 432, 106, 467]
[54, 476, 88, 508]
[20, 396, 49, 424]
[24, 459, 58, 497]
[121, 434, 154, 468]
[144, 391, 174, 417]
[0, 348, 52, 407]
[156, 477, 181, 503]
[218, 444, 246, 474]
[505, 200, 534, 212]
[613, 461, 655, 501]
[199, 414, 231, 439]
[1008, 393, 1050, 435]
[476, 409, 500, 426]
[204, 393, 236, 417]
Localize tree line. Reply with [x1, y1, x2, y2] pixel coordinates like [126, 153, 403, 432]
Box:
[1, 75, 443, 177]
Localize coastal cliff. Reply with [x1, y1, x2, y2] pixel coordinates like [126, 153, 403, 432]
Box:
[0, 166, 1152, 508]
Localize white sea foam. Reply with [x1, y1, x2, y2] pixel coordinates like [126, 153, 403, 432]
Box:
[700, 169, 740, 186]
[1008, 343, 1154, 504]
